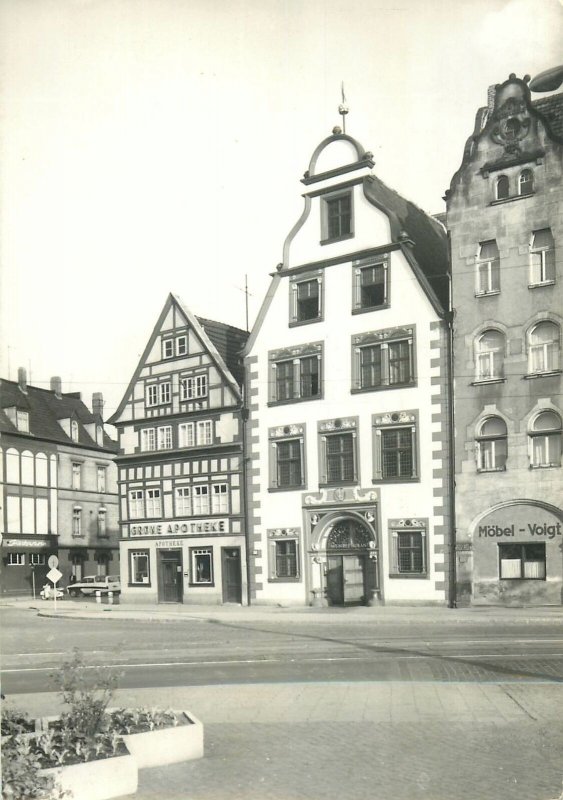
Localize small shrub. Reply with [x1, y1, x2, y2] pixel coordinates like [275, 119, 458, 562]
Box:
[1, 707, 36, 737]
[1, 735, 64, 800]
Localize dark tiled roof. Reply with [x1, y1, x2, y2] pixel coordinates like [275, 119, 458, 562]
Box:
[532, 92, 563, 139]
[0, 379, 118, 452]
[197, 318, 249, 387]
[363, 176, 450, 310]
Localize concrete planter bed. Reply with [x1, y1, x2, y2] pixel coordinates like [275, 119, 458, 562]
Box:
[119, 710, 204, 769]
[39, 748, 138, 800]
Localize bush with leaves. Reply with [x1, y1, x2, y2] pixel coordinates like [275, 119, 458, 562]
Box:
[108, 706, 179, 735]
[1, 734, 64, 800]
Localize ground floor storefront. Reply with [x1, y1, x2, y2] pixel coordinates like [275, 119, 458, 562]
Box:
[457, 499, 563, 606]
[0, 535, 57, 597]
[58, 544, 119, 586]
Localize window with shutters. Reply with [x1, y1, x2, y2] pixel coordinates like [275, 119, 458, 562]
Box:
[373, 411, 418, 482]
[269, 343, 323, 405]
[269, 424, 306, 490]
[529, 229, 555, 286]
[321, 190, 353, 243]
[390, 526, 427, 577]
[318, 417, 358, 486]
[476, 240, 500, 295]
[289, 274, 324, 325]
[352, 327, 415, 392]
[352, 257, 389, 313]
[268, 529, 301, 582]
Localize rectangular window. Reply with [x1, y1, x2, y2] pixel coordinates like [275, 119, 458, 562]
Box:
[196, 420, 213, 446]
[72, 463, 82, 490]
[176, 335, 188, 356]
[129, 490, 144, 519]
[130, 550, 150, 584]
[30, 553, 46, 566]
[324, 192, 352, 241]
[276, 439, 303, 488]
[157, 426, 172, 450]
[7, 553, 25, 566]
[476, 240, 500, 295]
[211, 483, 229, 514]
[146, 385, 158, 406]
[393, 531, 426, 574]
[159, 383, 171, 404]
[275, 540, 298, 578]
[191, 548, 213, 584]
[162, 339, 174, 359]
[325, 433, 355, 484]
[271, 351, 322, 404]
[275, 361, 294, 401]
[72, 507, 82, 537]
[141, 428, 156, 452]
[179, 423, 194, 447]
[193, 485, 210, 515]
[97, 509, 107, 537]
[499, 543, 546, 579]
[97, 466, 107, 493]
[531, 433, 561, 468]
[354, 330, 415, 392]
[289, 275, 323, 325]
[530, 229, 555, 286]
[145, 488, 161, 518]
[373, 413, 418, 482]
[353, 262, 388, 311]
[180, 375, 208, 400]
[175, 486, 191, 516]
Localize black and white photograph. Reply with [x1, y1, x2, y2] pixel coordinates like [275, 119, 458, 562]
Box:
[1, 1, 562, 798]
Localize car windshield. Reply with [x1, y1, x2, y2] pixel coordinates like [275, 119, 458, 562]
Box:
[107, 576, 120, 582]
[82, 577, 95, 584]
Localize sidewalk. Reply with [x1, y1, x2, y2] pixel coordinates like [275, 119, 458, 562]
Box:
[3, 595, 563, 625]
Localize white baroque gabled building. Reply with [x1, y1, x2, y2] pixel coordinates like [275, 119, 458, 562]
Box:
[244, 129, 454, 607]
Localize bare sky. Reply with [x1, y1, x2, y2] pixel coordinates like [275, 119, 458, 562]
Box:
[1, 0, 562, 420]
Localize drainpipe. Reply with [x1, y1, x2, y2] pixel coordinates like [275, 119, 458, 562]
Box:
[445, 242, 457, 609]
[241, 382, 252, 607]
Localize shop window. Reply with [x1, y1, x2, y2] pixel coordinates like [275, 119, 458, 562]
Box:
[321, 191, 353, 242]
[527, 321, 560, 374]
[7, 553, 25, 566]
[475, 329, 505, 381]
[97, 508, 107, 538]
[180, 374, 208, 400]
[211, 483, 229, 514]
[193, 485, 210, 515]
[72, 462, 82, 490]
[191, 548, 213, 584]
[529, 229, 555, 286]
[519, 169, 533, 196]
[499, 543, 546, 579]
[269, 344, 323, 404]
[175, 486, 191, 515]
[476, 417, 507, 471]
[496, 175, 509, 200]
[528, 411, 562, 468]
[318, 418, 358, 485]
[352, 259, 388, 312]
[129, 490, 144, 519]
[30, 553, 46, 566]
[391, 530, 427, 576]
[72, 507, 82, 537]
[145, 488, 162, 517]
[130, 550, 150, 584]
[476, 241, 500, 295]
[352, 327, 415, 392]
[289, 275, 323, 325]
[373, 411, 418, 482]
[97, 466, 106, 493]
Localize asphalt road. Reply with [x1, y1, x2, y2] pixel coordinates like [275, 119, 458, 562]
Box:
[2, 606, 563, 694]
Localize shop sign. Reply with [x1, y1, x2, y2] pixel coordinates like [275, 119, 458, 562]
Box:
[3, 539, 50, 548]
[155, 540, 183, 548]
[476, 505, 562, 541]
[129, 518, 229, 537]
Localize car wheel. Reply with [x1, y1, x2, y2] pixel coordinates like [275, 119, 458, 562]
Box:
[69, 588, 79, 598]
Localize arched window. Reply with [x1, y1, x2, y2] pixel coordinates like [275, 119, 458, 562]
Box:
[477, 417, 507, 471]
[529, 411, 562, 468]
[528, 321, 560, 374]
[519, 169, 533, 196]
[530, 229, 555, 285]
[476, 240, 500, 295]
[476, 329, 504, 380]
[6, 448, 20, 484]
[496, 175, 509, 200]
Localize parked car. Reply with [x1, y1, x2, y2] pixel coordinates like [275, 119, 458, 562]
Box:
[40, 584, 65, 600]
[67, 575, 121, 597]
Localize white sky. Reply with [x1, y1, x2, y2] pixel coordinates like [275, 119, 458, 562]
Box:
[1, 0, 562, 420]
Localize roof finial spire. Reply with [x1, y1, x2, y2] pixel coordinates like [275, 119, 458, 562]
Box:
[338, 82, 349, 134]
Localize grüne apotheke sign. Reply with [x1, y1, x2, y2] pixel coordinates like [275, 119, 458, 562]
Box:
[129, 518, 229, 537]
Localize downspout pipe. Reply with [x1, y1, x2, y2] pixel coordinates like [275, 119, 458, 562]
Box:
[445, 245, 457, 609]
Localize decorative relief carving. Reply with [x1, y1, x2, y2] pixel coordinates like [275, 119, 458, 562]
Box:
[269, 424, 304, 439]
[353, 326, 413, 347]
[389, 518, 426, 529]
[373, 411, 416, 426]
[267, 528, 300, 539]
[319, 417, 357, 432]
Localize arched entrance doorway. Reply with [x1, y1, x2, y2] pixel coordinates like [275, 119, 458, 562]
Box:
[323, 518, 377, 605]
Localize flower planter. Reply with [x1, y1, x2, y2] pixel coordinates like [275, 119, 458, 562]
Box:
[40, 750, 138, 800]
[120, 710, 204, 769]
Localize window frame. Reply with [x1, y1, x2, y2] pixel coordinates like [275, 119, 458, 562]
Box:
[352, 256, 390, 313]
[528, 410, 562, 469]
[97, 466, 107, 493]
[476, 241, 500, 296]
[180, 374, 208, 401]
[176, 335, 188, 356]
[211, 483, 229, 514]
[30, 553, 46, 566]
[145, 488, 162, 518]
[476, 416, 508, 472]
[318, 417, 359, 487]
[97, 508, 107, 538]
[499, 542, 546, 580]
[146, 381, 171, 407]
[289, 273, 324, 326]
[140, 428, 156, 452]
[162, 339, 174, 359]
[157, 425, 172, 450]
[128, 489, 144, 520]
[7, 553, 25, 566]
[16, 410, 30, 433]
[496, 175, 509, 200]
[193, 484, 210, 515]
[389, 528, 428, 578]
[269, 424, 306, 491]
[352, 327, 416, 393]
[269, 343, 323, 405]
[129, 550, 151, 586]
[71, 462, 82, 490]
[321, 189, 354, 244]
[175, 485, 192, 516]
[373, 410, 419, 483]
[527, 321, 561, 376]
[190, 547, 214, 586]
[72, 506, 82, 537]
[518, 169, 533, 196]
[475, 329, 505, 382]
[268, 529, 301, 582]
[529, 229, 555, 287]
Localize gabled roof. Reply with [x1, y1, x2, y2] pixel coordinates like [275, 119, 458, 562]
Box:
[363, 175, 450, 311]
[108, 294, 248, 425]
[0, 379, 117, 452]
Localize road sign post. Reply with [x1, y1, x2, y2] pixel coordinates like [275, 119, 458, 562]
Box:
[46, 566, 63, 612]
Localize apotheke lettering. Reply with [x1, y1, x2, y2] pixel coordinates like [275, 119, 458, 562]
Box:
[130, 519, 227, 537]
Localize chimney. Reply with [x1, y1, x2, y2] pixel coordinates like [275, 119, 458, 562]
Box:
[50, 376, 62, 398]
[18, 367, 27, 393]
[487, 84, 497, 112]
[92, 392, 104, 419]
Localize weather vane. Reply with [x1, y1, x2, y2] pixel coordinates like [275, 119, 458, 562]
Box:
[338, 82, 349, 133]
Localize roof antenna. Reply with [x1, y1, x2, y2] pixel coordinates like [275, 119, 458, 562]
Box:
[338, 82, 349, 134]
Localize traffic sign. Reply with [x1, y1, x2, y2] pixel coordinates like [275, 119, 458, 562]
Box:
[47, 567, 63, 584]
[48, 555, 59, 569]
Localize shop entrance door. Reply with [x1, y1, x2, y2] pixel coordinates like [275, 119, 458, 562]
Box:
[221, 547, 242, 604]
[326, 554, 366, 605]
[158, 550, 183, 603]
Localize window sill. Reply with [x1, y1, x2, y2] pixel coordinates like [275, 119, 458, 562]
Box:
[524, 370, 562, 380]
[529, 464, 561, 470]
[188, 582, 215, 588]
[471, 378, 506, 386]
[389, 572, 428, 580]
[128, 582, 152, 588]
[477, 467, 506, 473]
[319, 480, 359, 488]
[288, 317, 323, 328]
[320, 232, 355, 246]
[475, 290, 500, 298]
[268, 395, 322, 407]
[528, 280, 555, 289]
[268, 485, 306, 493]
[352, 304, 389, 316]
[268, 576, 301, 583]
[490, 193, 533, 206]
[351, 381, 416, 394]
[499, 577, 546, 582]
[372, 476, 419, 484]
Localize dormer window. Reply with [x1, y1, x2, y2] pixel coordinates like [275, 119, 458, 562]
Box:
[496, 175, 509, 200]
[96, 425, 104, 445]
[519, 169, 533, 196]
[321, 190, 353, 244]
[16, 410, 29, 433]
[71, 420, 79, 442]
